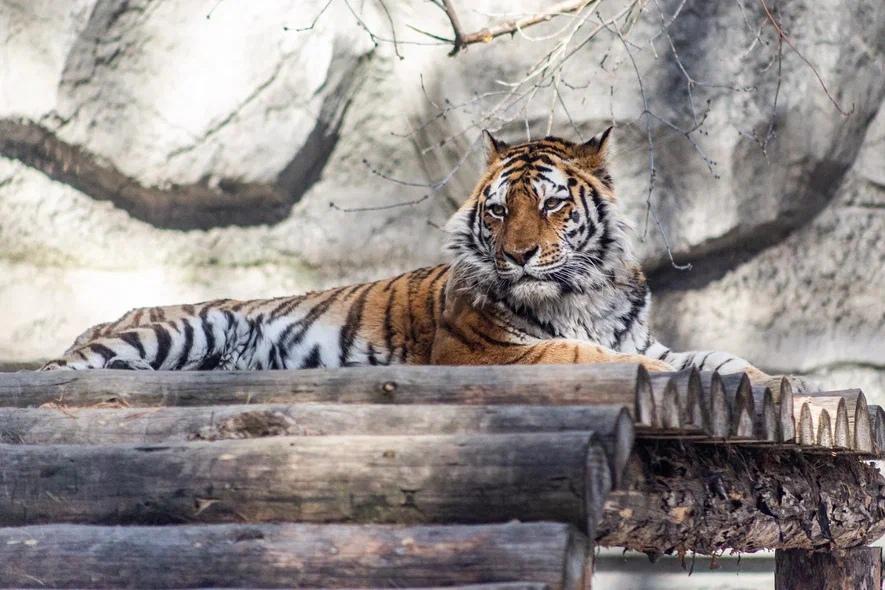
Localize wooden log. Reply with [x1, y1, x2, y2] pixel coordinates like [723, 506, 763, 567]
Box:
[775, 547, 882, 590]
[0, 522, 589, 589]
[778, 376, 796, 443]
[750, 385, 779, 442]
[698, 372, 730, 438]
[595, 441, 885, 554]
[0, 431, 612, 536]
[646, 376, 681, 430]
[0, 403, 634, 489]
[718, 372, 756, 438]
[816, 408, 833, 448]
[798, 402, 815, 446]
[0, 364, 654, 421]
[796, 390, 873, 452]
[870, 404, 885, 457]
[648, 369, 705, 432]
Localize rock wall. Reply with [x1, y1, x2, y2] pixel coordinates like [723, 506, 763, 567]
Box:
[1, 0, 882, 394]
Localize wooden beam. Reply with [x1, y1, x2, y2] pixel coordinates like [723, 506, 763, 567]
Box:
[869, 404, 885, 456]
[750, 385, 779, 442]
[699, 371, 730, 438]
[649, 368, 704, 432]
[0, 432, 613, 537]
[817, 408, 834, 447]
[777, 376, 797, 443]
[0, 522, 589, 589]
[775, 547, 882, 590]
[647, 374, 681, 430]
[595, 441, 885, 554]
[796, 390, 873, 452]
[0, 365, 655, 424]
[718, 372, 755, 438]
[0, 403, 634, 489]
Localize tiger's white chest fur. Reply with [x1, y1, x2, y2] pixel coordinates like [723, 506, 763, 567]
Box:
[497, 283, 652, 354]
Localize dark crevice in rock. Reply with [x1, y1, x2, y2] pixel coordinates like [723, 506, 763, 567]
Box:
[0, 52, 371, 230]
[647, 157, 850, 293]
[0, 118, 292, 230]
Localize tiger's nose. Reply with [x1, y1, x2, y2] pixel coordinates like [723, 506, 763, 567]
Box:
[503, 245, 539, 266]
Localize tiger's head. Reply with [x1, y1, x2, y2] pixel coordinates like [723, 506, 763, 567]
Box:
[446, 128, 633, 307]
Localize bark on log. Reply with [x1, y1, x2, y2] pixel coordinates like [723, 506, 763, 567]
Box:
[775, 547, 882, 590]
[0, 363, 648, 405]
[0, 432, 612, 536]
[0, 522, 589, 589]
[0, 403, 634, 488]
[595, 441, 885, 554]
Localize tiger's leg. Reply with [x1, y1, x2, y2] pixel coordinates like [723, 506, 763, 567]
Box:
[41, 307, 239, 371]
[643, 341, 819, 392]
[432, 328, 673, 372]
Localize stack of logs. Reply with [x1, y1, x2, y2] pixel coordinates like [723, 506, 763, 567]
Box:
[0, 364, 883, 589]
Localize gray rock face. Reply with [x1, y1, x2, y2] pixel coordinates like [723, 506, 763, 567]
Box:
[0, 0, 882, 395]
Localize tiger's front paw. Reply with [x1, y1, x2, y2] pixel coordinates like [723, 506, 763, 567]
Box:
[643, 358, 675, 373]
[40, 360, 76, 371]
[619, 355, 674, 373]
[107, 358, 155, 370]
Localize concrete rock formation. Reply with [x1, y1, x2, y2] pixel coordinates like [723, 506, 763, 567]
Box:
[0, 0, 882, 395]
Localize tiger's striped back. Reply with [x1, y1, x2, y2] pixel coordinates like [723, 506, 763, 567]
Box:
[53, 265, 449, 371]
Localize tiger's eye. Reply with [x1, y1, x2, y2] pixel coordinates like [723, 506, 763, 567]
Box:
[488, 204, 506, 217]
[544, 198, 565, 211]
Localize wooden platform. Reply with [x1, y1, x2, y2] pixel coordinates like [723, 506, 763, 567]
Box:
[0, 365, 882, 589]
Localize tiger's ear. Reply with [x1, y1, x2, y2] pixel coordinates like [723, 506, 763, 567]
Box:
[575, 126, 612, 171]
[482, 130, 507, 165]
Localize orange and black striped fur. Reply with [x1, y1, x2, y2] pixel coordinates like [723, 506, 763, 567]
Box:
[42, 129, 773, 380]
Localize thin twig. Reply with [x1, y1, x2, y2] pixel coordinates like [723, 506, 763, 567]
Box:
[283, 0, 334, 31]
[438, 0, 594, 55]
[376, 0, 404, 59]
[757, 0, 852, 116]
[604, 13, 692, 271]
[330, 194, 430, 212]
[205, 0, 224, 20]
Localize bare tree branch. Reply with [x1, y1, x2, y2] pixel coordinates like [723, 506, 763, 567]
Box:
[330, 194, 430, 212]
[757, 0, 852, 116]
[440, 0, 595, 55]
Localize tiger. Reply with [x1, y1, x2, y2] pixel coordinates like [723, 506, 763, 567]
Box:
[40, 128, 788, 389]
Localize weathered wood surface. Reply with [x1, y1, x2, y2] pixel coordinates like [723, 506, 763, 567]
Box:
[775, 547, 882, 590]
[0, 522, 588, 589]
[595, 441, 885, 554]
[700, 371, 730, 438]
[0, 402, 630, 444]
[697, 373, 796, 443]
[795, 390, 873, 452]
[0, 403, 633, 488]
[750, 385, 779, 442]
[776, 377, 797, 442]
[646, 375, 680, 430]
[715, 372, 755, 438]
[648, 369, 704, 432]
[0, 364, 652, 417]
[870, 404, 885, 455]
[0, 431, 612, 536]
